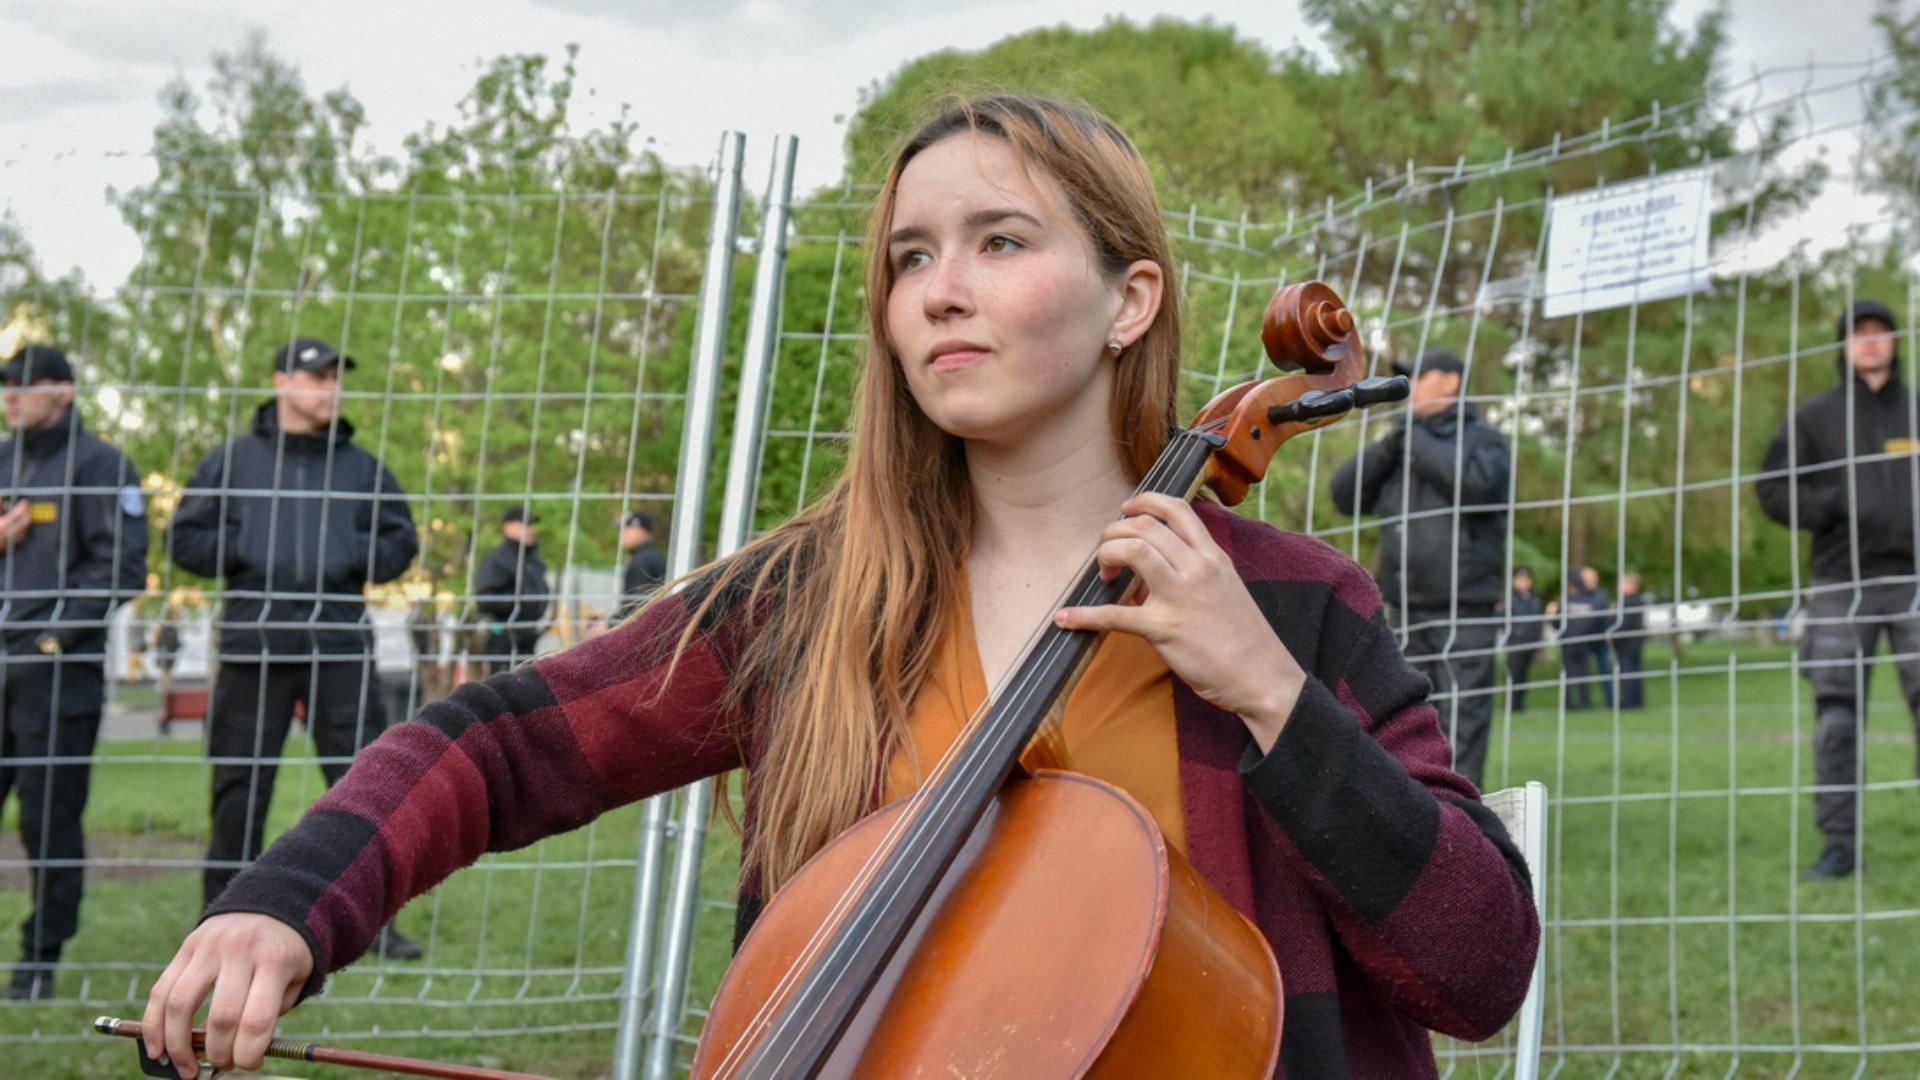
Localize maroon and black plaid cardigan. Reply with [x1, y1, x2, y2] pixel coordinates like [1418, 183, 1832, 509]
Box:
[210, 502, 1539, 1078]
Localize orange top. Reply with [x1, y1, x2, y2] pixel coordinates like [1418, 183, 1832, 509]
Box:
[884, 572, 1187, 856]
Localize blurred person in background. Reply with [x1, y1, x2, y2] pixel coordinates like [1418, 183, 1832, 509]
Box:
[1558, 565, 1611, 711]
[0, 344, 148, 998]
[1502, 566, 1545, 712]
[153, 600, 183, 697]
[1756, 299, 1920, 882]
[617, 509, 666, 620]
[167, 338, 422, 957]
[1613, 572, 1648, 710]
[405, 596, 457, 708]
[1330, 347, 1512, 788]
[473, 506, 550, 674]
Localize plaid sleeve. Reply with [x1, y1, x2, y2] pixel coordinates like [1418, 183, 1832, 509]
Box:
[1239, 561, 1541, 1041]
[205, 584, 748, 998]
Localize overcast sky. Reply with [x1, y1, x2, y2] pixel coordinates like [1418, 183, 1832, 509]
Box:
[0, 0, 1890, 288]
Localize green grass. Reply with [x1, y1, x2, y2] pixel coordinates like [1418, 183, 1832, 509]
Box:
[4, 640, 1920, 1076]
[1443, 638, 1920, 1078]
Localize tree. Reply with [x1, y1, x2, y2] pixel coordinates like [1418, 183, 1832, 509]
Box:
[845, 18, 1335, 218]
[0, 217, 115, 373]
[1868, 0, 1920, 236]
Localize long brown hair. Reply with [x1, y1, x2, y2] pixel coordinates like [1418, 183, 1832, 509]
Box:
[671, 95, 1183, 893]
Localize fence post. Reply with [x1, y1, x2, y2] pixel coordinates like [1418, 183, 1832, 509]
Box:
[611, 129, 747, 1080]
[641, 133, 800, 1080]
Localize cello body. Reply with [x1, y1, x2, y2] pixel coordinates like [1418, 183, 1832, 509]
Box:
[693, 771, 1282, 1079]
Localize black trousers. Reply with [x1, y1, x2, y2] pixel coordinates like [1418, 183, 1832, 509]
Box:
[1402, 611, 1499, 789]
[1505, 646, 1539, 711]
[1563, 645, 1591, 709]
[1595, 642, 1614, 706]
[0, 657, 104, 966]
[1798, 581, 1920, 856]
[1616, 645, 1645, 709]
[204, 657, 387, 906]
[1563, 641, 1617, 710]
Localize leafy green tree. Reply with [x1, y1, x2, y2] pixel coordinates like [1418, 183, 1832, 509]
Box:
[0, 217, 115, 374]
[845, 18, 1335, 217]
[1868, 0, 1920, 235]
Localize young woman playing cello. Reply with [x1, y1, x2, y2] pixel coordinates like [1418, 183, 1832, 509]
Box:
[143, 95, 1538, 1078]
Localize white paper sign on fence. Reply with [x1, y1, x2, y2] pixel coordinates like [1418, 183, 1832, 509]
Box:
[1543, 168, 1713, 318]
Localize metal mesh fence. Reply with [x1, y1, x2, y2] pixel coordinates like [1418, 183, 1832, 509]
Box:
[2, 53, 1918, 1080]
[0, 127, 747, 1075]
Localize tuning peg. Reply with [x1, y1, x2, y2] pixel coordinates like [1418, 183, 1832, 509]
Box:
[1351, 376, 1410, 408]
[1267, 388, 1356, 427]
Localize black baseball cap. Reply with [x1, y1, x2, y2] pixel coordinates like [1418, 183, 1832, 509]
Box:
[622, 510, 655, 530]
[273, 338, 357, 374]
[504, 506, 540, 525]
[1392, 348, 1466, 379]
[0, 344, 75, 385]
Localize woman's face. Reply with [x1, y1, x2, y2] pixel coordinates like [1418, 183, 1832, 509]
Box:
[884, 132, 1129, 447]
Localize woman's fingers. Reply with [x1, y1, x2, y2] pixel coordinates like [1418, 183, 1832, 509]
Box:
[161, 951, 219, 1078]
[1057, 596, 1150, 636]
[1075, 494, 1231, 631]
[1121, 493, 1219, 557]
[1093, 533, 1180, 595]
[201, 951, 252, 1070]
[231, 954, 300, 1071]
[141, 947, 185, 1064]
[144, 914, 314, 1080]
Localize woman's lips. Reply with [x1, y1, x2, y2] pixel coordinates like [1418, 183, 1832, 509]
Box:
[930, 348, 988, 371]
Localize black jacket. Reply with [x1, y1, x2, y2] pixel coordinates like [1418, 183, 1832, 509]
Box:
[168, 403, 417, 657]
[1505, 587, 1546, 646]
[1757, 302, 1917, 584]
[474, 539, 550, 652]
[0, 410, 148, 667]
[1329, 402, 1511, 612]
[618, 541, 666, 618]
[1612, 592, 1648, 656]
[1559, 585, 1612, 649]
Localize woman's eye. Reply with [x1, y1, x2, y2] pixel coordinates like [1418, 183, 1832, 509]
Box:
[894, 249, 929, 272]
[984, 235, 1022, 254]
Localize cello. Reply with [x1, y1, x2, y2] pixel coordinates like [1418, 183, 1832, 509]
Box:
[694, 281, 1408, 1079]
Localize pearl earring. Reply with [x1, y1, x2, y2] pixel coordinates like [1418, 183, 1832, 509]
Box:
[1106, 338, 1123, 356]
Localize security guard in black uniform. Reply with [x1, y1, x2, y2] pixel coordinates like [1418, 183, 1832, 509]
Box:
[473, 506, 550, 675]
[168, 337, 423, 959]
[616, 509, 666, 620]
[0, 344, 148, 999]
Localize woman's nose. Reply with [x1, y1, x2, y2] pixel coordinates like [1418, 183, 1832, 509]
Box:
[922, 254, 973, 318]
